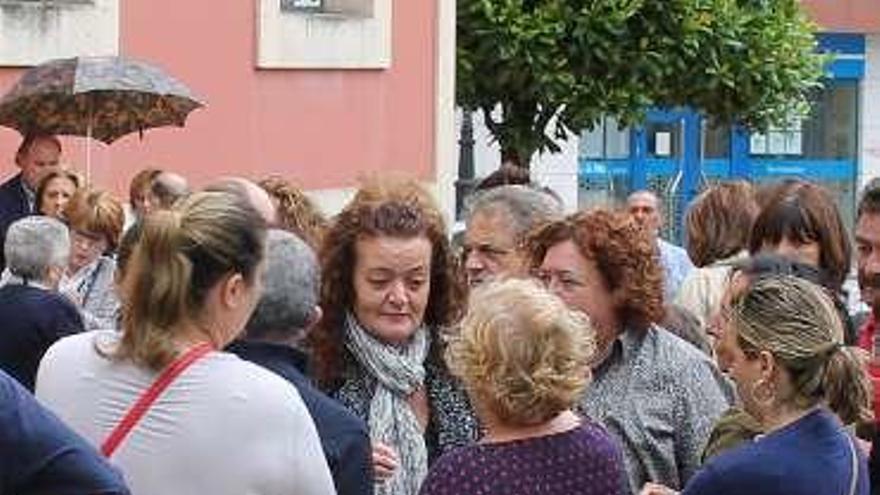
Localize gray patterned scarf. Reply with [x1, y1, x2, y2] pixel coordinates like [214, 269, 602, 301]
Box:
[345, 313, 429, 495]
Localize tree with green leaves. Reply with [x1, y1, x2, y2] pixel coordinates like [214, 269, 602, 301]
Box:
[457, 0, 825, 168]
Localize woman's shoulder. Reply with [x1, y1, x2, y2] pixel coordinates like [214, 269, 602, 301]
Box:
[203, 351, 302, 403]
[41, 330, 114, 367]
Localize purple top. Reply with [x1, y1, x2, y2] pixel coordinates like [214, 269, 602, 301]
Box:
[419, 421, 627, 495]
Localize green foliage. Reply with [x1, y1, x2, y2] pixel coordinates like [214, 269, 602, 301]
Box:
[457, 0, 826, 167]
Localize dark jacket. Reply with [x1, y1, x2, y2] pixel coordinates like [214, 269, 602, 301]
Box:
[0, 368, 130, 494]
[0, 173, 31, 269]
[330, 344, 480, 463]
[0, 284, 84, 391]
[226, 340, 374, 495]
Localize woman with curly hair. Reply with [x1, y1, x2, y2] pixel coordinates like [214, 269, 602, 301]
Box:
[419, 278, 626, 495]
[259, 176, 327, 250]
[311, 178, 478, 495]
[527, 209, 731, 494]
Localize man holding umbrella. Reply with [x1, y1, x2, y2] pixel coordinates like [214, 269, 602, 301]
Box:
[0, 134, 61, 267]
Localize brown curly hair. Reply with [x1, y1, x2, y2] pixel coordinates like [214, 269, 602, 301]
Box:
[259, 175, 328, 250]
[311, 178, 466, 388]
[526, 208, 665, 331]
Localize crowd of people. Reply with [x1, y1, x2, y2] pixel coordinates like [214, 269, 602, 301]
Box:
[0, 133, 878, 495]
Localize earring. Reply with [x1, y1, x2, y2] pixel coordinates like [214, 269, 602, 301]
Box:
[750, 378, 776, 408]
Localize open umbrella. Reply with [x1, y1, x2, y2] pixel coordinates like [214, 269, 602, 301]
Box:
[0, 56, 204, 175]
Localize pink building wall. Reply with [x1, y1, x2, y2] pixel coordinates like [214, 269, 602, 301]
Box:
[0, 1, 439, 196]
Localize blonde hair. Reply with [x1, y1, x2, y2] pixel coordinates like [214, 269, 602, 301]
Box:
[447, 278, 595, 426]
[65, 189, 125, 251]
[258, 176, 327, 250]
[117, 191, 266, 370]
[732, 275, 872, 424]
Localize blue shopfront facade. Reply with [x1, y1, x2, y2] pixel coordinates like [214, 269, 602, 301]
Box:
[578, 33, 865, 244]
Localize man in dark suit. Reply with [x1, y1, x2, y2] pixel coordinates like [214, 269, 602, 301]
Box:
[0, 134, 62, 268]
[226, 229, 374, 495]
[0, 216, 83, 390]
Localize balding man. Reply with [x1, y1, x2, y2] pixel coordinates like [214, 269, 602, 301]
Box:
[142, 171, 189, 214]
[0, 134, 62, 268]
[463, 185, 563, 287]
[627, 190, 694, 299]
[204, 177, 277, 226]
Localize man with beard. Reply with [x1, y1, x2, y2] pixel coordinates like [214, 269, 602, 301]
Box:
[855, 182, 880, 495]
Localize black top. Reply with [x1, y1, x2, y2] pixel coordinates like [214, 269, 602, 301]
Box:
[0, 173, 31, 269]
[226, 340, 375, 495]
[0, 284, 84, 391]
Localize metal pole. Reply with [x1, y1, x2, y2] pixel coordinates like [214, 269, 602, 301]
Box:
[455, 108, 476, 220]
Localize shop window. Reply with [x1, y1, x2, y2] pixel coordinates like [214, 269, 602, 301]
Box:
[749, 118, 803, 156]
[703, 121, 731, 159]
[579, 116, 630, 160]
[749, 81, 858, 159]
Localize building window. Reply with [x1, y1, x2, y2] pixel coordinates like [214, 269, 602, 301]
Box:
[579, 116, 630, 160]
[0, 0, 117, 66]
[749, 80, 858, 159]
[801, 80, 858, 160]
[703, 121, 731, 159]
[749, 118, 803, 156]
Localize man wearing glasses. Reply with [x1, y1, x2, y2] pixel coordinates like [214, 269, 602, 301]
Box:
[462, 185, 562, 287]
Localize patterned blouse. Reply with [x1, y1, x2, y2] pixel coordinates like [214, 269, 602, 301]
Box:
[580, 325, 732, 494]
[330, 345, 480, 463]
[418, 421, 627, 495]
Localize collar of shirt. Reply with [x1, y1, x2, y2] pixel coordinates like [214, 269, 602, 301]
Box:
[592, 326, 647, 374]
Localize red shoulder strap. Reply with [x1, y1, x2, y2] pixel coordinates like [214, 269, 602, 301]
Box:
[101, 342, 214, 457]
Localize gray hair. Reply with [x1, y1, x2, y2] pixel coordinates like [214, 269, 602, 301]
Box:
[465, 185, 563, 241]
[245, 229, 319, 339]
[5, 216, 70, 282]
[151, 172, 190, 209]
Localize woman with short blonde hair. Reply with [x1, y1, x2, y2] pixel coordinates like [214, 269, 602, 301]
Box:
[420, 278, 626, 495]
[59, 189, 125, 331]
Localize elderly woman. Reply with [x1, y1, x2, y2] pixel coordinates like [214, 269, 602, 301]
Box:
[749, 180, 855, 342]
[527, 209, 731, 494]
[419, 278, 626, 495]
[59, 189, 124, 331]
[643, 275, 870, 495]
[35, 191, 335, 495]
[311, 178, 478, 495]
[0, 216, 83, 390]
[675, 181, 757, 330]
[36, 169, 82, 220]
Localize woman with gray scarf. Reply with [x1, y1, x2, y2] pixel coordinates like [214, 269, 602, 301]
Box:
[311, 178, 479, 495]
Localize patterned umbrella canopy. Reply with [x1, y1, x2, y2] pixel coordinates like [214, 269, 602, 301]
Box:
[0, 56, 204, 144]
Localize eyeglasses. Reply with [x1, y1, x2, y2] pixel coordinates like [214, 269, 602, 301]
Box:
[461, 243, 515, 262]
[532, 268, 587, 291]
